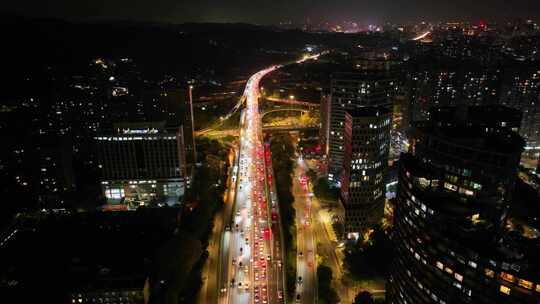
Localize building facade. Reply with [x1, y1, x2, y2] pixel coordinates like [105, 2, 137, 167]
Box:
[327, 72, 394, 185]
[387, 118, 540, 304]
[96, 121, 187, 209]
[500, 70, 540, 157]
[340, 107, 391, 238]
[320, 92, 331, 158]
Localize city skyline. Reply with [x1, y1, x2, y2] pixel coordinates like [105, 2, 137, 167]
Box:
[3, 0, 540, 25]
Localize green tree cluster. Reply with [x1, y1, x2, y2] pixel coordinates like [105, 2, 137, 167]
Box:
[151, 137, 229, 304]
[269, 133, 297, 297]
[344, 225, 393, 281]
[317, 265, 340, 304]
[313, 177, 339, 202]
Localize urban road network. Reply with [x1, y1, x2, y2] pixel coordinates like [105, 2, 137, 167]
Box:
[219, 65, 281, 304]
[217, 54, 322, 304]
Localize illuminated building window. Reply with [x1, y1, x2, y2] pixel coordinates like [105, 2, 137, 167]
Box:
[444, 182, 458, 191]
[459, 188, 474, 196]
[485, 268, 495, 278]
[105, 188, 125, 199]
[445, 267, 453, 274]
[536, 284, 540, 292]
[500, 285, 511, 295]
[436, 261, 444, 270]
[472, 182, 482, 190]
[446, 174, 458, 183]
[518, 279, 533, 290]
[468, 261, 477, 269]
[418, 177, 430, 188]
[501, 272, 515, 283]
[455, 273, 463, 282]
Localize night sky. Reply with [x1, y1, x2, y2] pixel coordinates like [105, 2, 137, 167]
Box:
[3, 0, 540, 24]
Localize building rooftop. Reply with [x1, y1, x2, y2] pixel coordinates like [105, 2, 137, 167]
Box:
[414, 123, 524, 155]
[113, 121, 167, 135]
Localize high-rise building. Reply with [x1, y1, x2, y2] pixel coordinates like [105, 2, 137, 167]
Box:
[387, 114, 540, 304]
[155, 84, 196, 186]
[327, 72, 394, 185]
[340, 107, 391, 238]
[320, 91, 331, 158]
[407, 68, 501, 124]
[500, 70, 540, 156]
[461, 70, 501, 105]
[95, 121, 187, 209]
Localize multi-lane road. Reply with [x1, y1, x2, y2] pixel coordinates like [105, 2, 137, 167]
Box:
[213, 54, 323, 304]
[293, 156, 317, 304]
[218, 66, 285, 304]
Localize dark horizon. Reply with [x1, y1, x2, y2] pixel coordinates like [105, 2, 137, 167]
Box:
[2, 0, 540, 26]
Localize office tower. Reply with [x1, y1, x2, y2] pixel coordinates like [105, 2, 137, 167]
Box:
[95, 121, 187, 209]
[387, 113, 540, 304]
[500, 70, 540, 156]
[153, 84, 195, 186]
[327, 72, 394, 185]
[340, 107, 391, 238]
[408, 70, 459, 123]
[320, 91, 331, 158]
